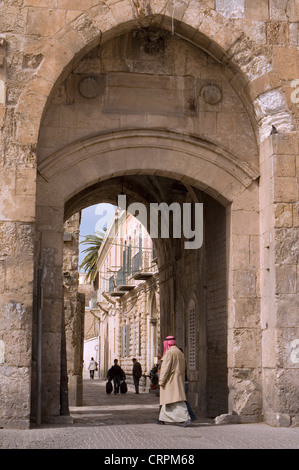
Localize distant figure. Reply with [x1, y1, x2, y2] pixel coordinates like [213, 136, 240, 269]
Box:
[107, 359, 126, 394]
[88, 357, 98, 379]
[132, 358, 142, 394]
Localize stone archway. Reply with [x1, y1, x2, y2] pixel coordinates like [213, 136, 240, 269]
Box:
[33, 21, 262, 426]
[34, 126, 260, 422]
[21, 17, 265, 426]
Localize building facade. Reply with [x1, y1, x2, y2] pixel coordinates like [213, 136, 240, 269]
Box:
[0, 0, 298, 428]
[93, 209, 159, 388]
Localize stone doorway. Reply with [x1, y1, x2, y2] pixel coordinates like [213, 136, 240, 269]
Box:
[62, 174, 228, 420]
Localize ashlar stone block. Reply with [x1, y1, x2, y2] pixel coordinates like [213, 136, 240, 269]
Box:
[244, 0, 269, 20]
[274, 228, 299, 265]
[216, 0, 245, 18]
[275, 265, 297, 294]
[274, 203, 293, 228]
[26, 7, 66, 37]
[269, 0, 295, 21]
[274, 177, 297, 203]
[274, 155, 296, 177]
[273, 46, 299, 81]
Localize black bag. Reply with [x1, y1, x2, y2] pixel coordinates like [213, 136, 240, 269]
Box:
[106, 380, 113, 394]
[120, 380, 127, 394]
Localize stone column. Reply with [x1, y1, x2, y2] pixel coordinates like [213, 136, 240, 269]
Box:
[260, 133, 299, 427]
[0, 35, 37, 427]
[0, 141, 36, 428]
[63, 213, 84, 407]
[227, 182, 262, 423]
[35, 175, 65, 422]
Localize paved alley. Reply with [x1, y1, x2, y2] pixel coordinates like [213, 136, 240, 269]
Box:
[1, 379, 299, 451]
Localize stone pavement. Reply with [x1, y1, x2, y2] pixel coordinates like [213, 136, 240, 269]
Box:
[1, 379, 299, 450]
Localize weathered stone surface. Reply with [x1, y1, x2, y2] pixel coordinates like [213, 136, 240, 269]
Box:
[228, 368, 262, 419]
[263, 366, 299, 424]
[276, 294, 299, 328]
[0, 366, 31, 429]
[274, 228, 299, 265]
[215, 413, 240, 424]
[0, 0, 298, 430]
[216, 0, 245, 19]
[63, 213, 84, 406]
[264, 411, 291, 427]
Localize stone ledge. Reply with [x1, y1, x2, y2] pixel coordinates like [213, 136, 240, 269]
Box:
[215, 413, 262, 424]
[263, 411, 291, 427]
[45, 415, 74, 425]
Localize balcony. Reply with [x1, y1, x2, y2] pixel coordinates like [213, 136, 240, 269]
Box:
[106, 249, 156, 297]
[107, 273, 125, 297]
[110, 290, 125, 297]
[132, 251, 154, 280]
[116, 267, 135, 291]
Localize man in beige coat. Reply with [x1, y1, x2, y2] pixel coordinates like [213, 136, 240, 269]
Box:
[157, 336, 191, 426]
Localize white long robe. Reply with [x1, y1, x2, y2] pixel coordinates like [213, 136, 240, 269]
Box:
[159, 401, 190, 423]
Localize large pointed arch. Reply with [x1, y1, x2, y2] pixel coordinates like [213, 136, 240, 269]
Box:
[15, 2, 294, 146]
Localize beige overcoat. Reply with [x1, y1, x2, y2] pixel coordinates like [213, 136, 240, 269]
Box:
[158, 345, 187, 405]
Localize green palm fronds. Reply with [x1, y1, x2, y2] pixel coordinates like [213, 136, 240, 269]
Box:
[79, 231, 105, 282]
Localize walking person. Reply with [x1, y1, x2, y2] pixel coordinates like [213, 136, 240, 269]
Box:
[184, 372, 197, 421]
[107, 359, 126, 394]
[156, 336, 191, 426]
[132, 358, 142, 394]
[88, 357, 98, 379]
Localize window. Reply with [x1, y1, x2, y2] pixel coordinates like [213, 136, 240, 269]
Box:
[121, 323, 131, 357]
[188, 299, 196, 370]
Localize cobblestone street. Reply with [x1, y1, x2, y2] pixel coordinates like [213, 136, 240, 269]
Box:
[1, 379, 299, 451]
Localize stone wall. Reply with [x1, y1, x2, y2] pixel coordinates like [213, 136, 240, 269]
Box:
[260, 134, 299, 426]
[205, 196, 228, 418]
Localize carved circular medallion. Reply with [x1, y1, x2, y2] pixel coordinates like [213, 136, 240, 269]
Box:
[201, 84, 222, 105]
[79, 76, 101, 99]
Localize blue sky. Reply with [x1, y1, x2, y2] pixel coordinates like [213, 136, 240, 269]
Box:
[79, 203, 116, 268]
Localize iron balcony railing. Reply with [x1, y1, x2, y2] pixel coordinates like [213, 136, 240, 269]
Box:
[116, 267, 125, 287]
[108, 275, 114, 293]
[106, 250, 157, 295]
[132, 251, 142, 276]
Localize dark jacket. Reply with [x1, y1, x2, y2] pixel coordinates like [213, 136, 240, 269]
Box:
[107, 364, 126, 381]
[133, 361, 142, 379]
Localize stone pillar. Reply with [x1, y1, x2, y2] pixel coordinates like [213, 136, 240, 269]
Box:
[0, 36, 36, 427]
[0, 143, 36, 428]
[63, 213, 84, 407]
[260, 133, 299, 427]
[35, 177, 65, 422]
[227, 182, 262, 423]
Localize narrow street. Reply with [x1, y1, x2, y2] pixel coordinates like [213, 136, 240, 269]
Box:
[70, 377, 161, 426]
[1, 379, 299, 451]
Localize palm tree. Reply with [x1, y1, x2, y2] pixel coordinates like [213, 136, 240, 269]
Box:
[79, 231, 106, 283]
